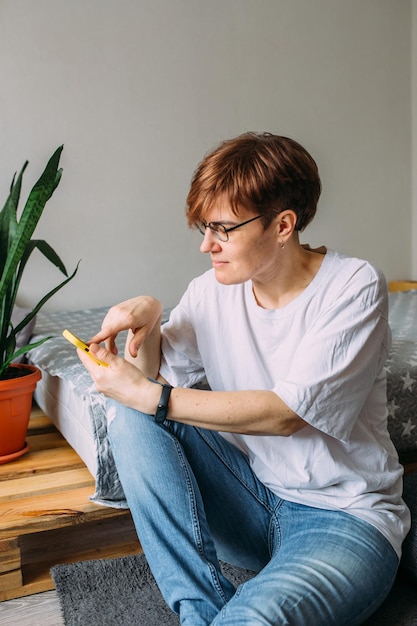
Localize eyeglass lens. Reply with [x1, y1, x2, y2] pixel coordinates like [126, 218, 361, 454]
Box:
[198, 222, 227, 241]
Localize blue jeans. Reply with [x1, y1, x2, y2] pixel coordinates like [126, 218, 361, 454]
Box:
[107, 400, 399, 626]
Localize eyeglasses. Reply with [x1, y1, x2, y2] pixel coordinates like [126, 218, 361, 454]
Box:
[196, 215, 262, 242]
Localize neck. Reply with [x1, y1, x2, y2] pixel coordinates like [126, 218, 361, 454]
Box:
[252, 243, 326, 309]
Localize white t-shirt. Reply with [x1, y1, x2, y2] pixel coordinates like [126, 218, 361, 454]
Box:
[160, 249, 411, 557]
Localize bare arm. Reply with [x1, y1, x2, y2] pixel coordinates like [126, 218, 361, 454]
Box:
[79, 343, 306, 436]
[166, 386, 305, 436]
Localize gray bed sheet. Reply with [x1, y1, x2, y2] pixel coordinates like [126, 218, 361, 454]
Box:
[386, 291, 417, 460]
[28, 292, 417, 508]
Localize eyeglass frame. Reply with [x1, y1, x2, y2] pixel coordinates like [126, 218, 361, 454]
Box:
[196, 214, 263, 242]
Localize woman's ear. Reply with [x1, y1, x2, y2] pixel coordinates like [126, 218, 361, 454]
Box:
[275, 210, 298, 242]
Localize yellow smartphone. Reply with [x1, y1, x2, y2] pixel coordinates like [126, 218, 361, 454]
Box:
[62, 329, 109, 367]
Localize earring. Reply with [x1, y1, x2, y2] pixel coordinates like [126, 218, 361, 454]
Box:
[280, 241, 285, 249]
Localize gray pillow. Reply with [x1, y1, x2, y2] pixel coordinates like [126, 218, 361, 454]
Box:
[401, 472, 417, 585]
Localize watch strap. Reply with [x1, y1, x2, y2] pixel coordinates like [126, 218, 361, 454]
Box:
[154, 383, 173, 423]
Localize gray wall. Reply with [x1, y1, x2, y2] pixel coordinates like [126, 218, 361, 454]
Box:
[0, 0, 412, 311]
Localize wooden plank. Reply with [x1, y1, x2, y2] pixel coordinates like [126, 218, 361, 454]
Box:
[27, 414, 55, 433]
[26, 431, 68, 452]
[388, 280, 417, 292]
[0, 538, 21, 575]
[0, 486, 128, 538]
[0, 514, 141, 601]
[0, 538, 22, 593]
[0, 569, 22, 594]
[0, 447, 85, 482]
[22, 514, 139, 570]
[1, 468, 95, 502]
[27, 404, 48, 423]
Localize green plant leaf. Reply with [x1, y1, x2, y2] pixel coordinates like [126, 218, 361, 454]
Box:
[0, 146, 63, 304]
[0, 335, 53, 379]
[0, 146, 79, 374]
[0, 163, 27, 280]
[13, 260, 80, 338]
[31, 240, 69, 275]
[11, 239, 70, 308]
[1, 259, 79, 375]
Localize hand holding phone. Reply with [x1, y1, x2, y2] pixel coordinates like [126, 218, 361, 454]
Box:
[62, 329, 109, 367]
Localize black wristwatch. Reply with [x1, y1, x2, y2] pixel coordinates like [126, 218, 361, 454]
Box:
[154, 383, 173, 424]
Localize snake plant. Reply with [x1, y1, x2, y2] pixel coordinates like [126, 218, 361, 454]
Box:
[0, 146, 78, 379]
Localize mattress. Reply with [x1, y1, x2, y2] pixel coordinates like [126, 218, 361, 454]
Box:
[28, 292, 417, 508]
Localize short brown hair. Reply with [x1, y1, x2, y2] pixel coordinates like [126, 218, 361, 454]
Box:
[186, 132, 321, 231]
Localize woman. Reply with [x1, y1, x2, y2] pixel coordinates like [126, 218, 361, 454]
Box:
[79, 132, 410, 625]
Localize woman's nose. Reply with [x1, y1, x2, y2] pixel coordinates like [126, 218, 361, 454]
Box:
[200, 229, 222, 253]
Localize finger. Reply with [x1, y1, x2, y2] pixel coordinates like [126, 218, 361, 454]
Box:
[88, 330, 119, 355]
[88, 342, 115, 365]
[77, 346, 99, 372]
[88, 329, 113, 344]
[128, 326, 149, 358]
[104, 336, 118, 355]
[77, 343, 113, 369]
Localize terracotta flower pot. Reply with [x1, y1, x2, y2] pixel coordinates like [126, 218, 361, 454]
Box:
[0, 364, 41, 463]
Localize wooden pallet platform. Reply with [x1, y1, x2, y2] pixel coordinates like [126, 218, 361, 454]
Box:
[0, 405, 142, 601]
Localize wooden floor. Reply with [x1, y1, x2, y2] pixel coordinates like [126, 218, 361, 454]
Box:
[0, 405, 142, 608]
[0, 589, 63, 625]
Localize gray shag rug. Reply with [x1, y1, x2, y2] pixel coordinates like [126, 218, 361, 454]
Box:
[51, 553, 417, 625]
[51, 554, 253, 625]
